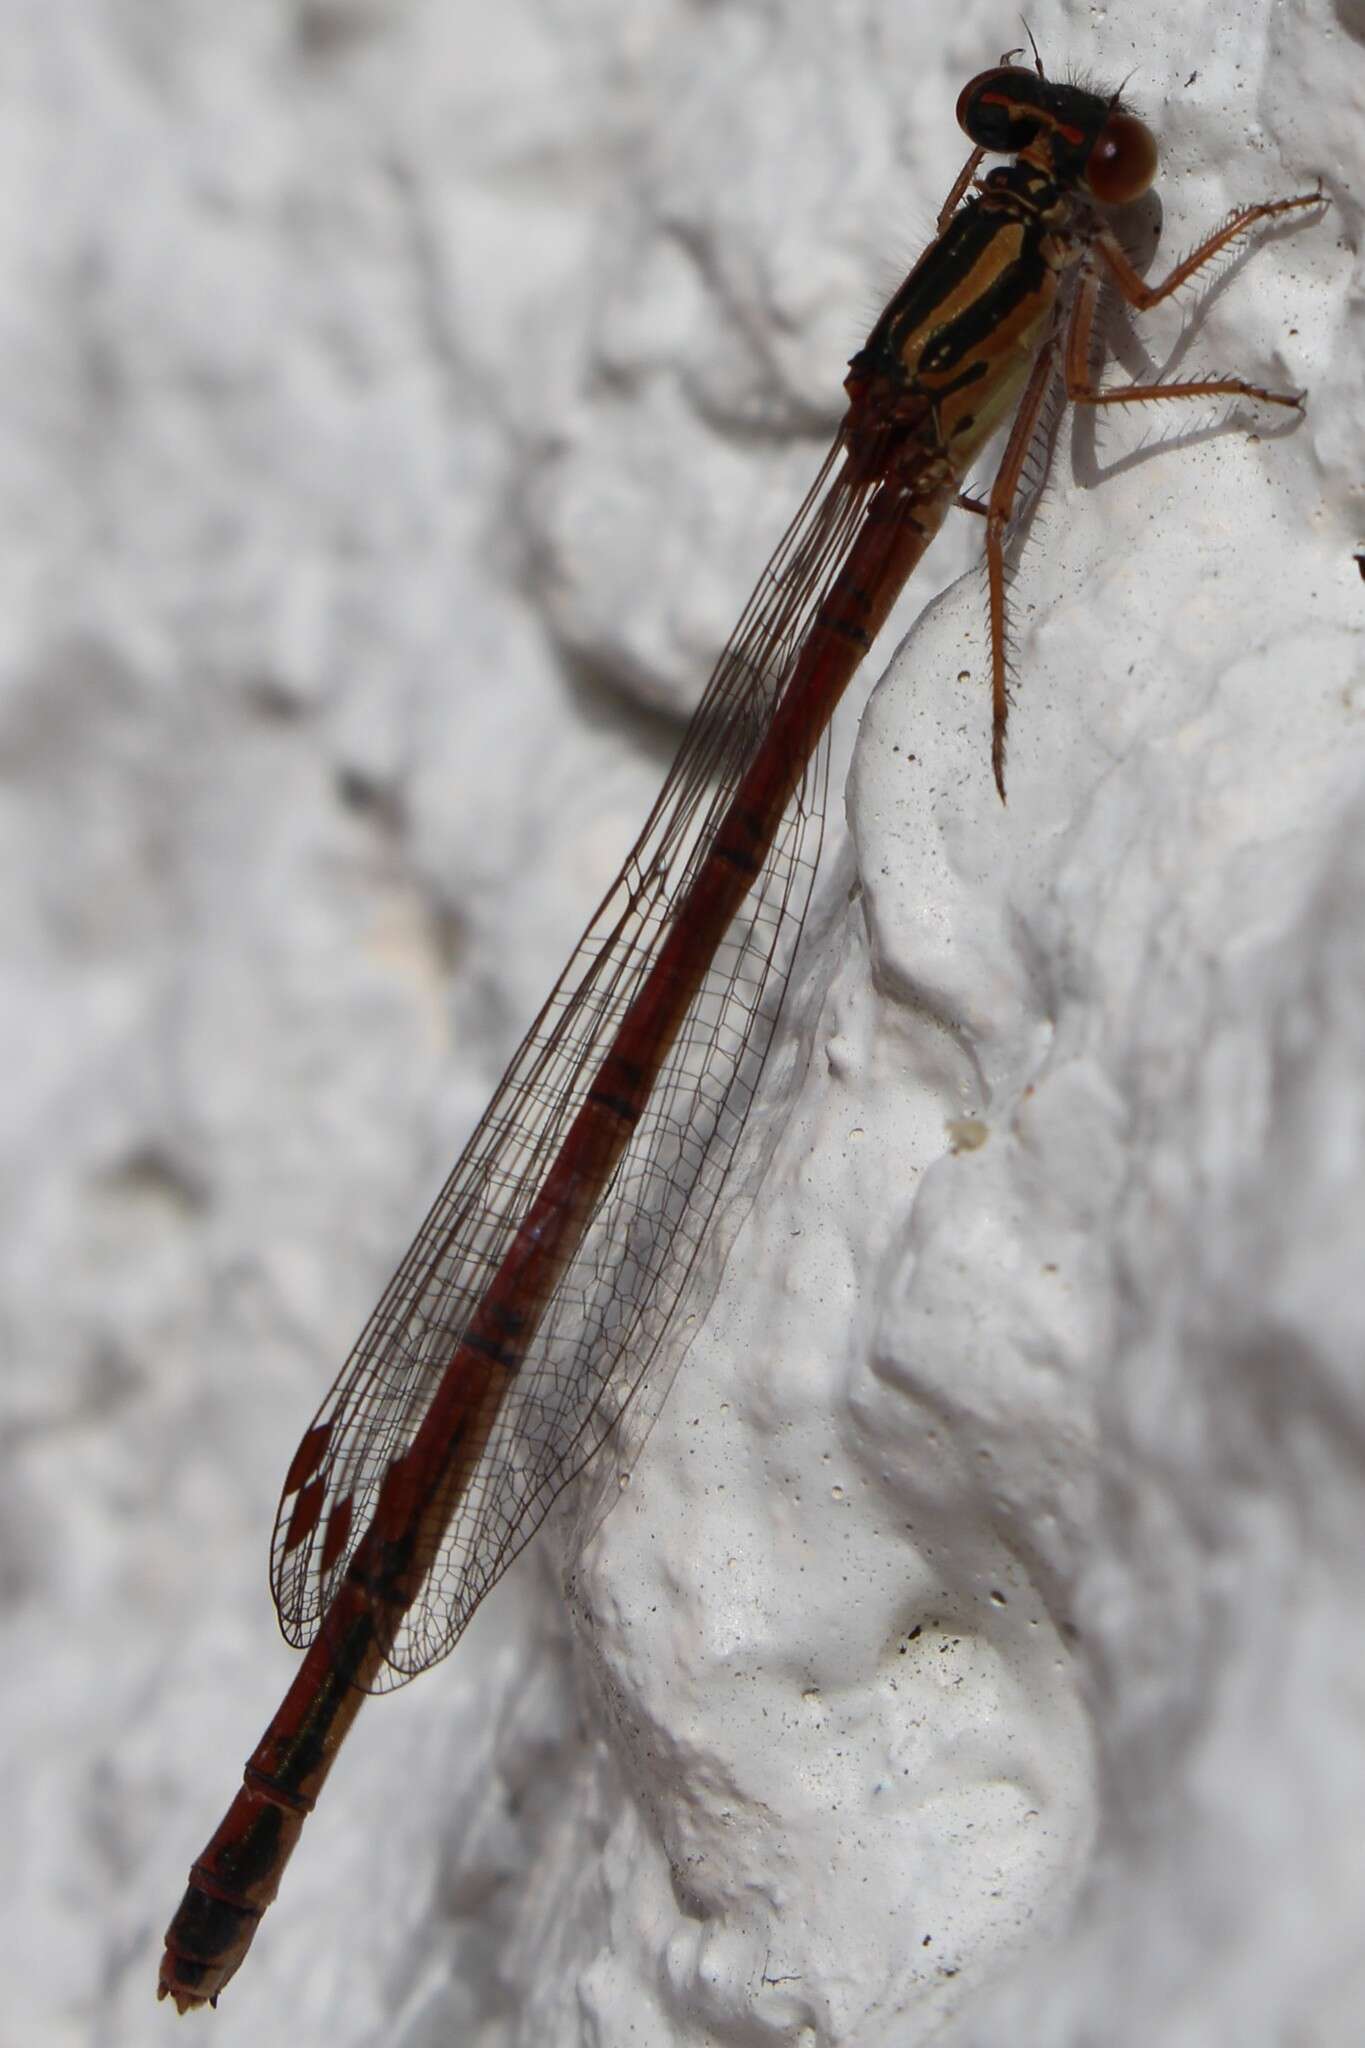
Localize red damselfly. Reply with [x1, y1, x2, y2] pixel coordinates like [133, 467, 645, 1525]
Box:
[159, 55, 1322, 2010]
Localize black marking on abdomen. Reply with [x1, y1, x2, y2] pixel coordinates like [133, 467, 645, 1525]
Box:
[588, 1086, 642, 1125]
[714, 837, 762, 875]
[463, 1329, 518, 1369]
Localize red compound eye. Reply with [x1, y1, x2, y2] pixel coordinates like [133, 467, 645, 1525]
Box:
[1085, 110, 1158, 204]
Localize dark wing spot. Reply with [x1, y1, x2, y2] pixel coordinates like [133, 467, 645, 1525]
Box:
[282, 1474, 326, 1554]
[321, 1495, 354, 1575]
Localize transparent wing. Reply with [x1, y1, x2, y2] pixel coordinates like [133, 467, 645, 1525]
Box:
[271, 428, 896, 1689]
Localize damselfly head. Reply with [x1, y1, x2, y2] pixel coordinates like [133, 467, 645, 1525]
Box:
[956, 66, 1157, 204]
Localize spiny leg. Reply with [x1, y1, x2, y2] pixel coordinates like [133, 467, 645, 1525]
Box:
[1095, 186, 1324, 314]
[1071, 187, 1326, 411]
[957, 337, 1062, 802]
[958, 188, 1324, 800]
[936, 145, 986, 234]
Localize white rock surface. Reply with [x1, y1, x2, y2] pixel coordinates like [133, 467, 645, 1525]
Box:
[2, 1, 1360, 2044]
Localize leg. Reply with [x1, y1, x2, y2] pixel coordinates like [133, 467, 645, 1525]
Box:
[957, 337, 1062, 802]
[1073, 187, 1326, 411]
[1094, 187, 1323, 314]
[936, 146, 985, 234]
[1065, 255, 1301, 412]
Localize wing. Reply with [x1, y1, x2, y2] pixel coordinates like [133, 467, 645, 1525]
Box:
[270, 427, 892, 1689]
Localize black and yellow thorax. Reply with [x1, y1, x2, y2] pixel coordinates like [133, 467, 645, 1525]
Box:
[845, 163, 1089, 474]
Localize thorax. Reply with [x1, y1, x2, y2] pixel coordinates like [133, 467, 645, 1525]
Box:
[845, 165, 1091, 475]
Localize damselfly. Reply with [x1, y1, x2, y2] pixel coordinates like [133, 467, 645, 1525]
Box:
[159, 55, 1323, 2010]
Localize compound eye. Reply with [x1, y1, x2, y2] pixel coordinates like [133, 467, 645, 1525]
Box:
[954, 70, 985, 133]
[1085, 110, 1158, 204]
[956, 67, 1041, 153]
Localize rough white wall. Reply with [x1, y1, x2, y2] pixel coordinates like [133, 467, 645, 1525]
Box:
[3, 0, 1360, 2043]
